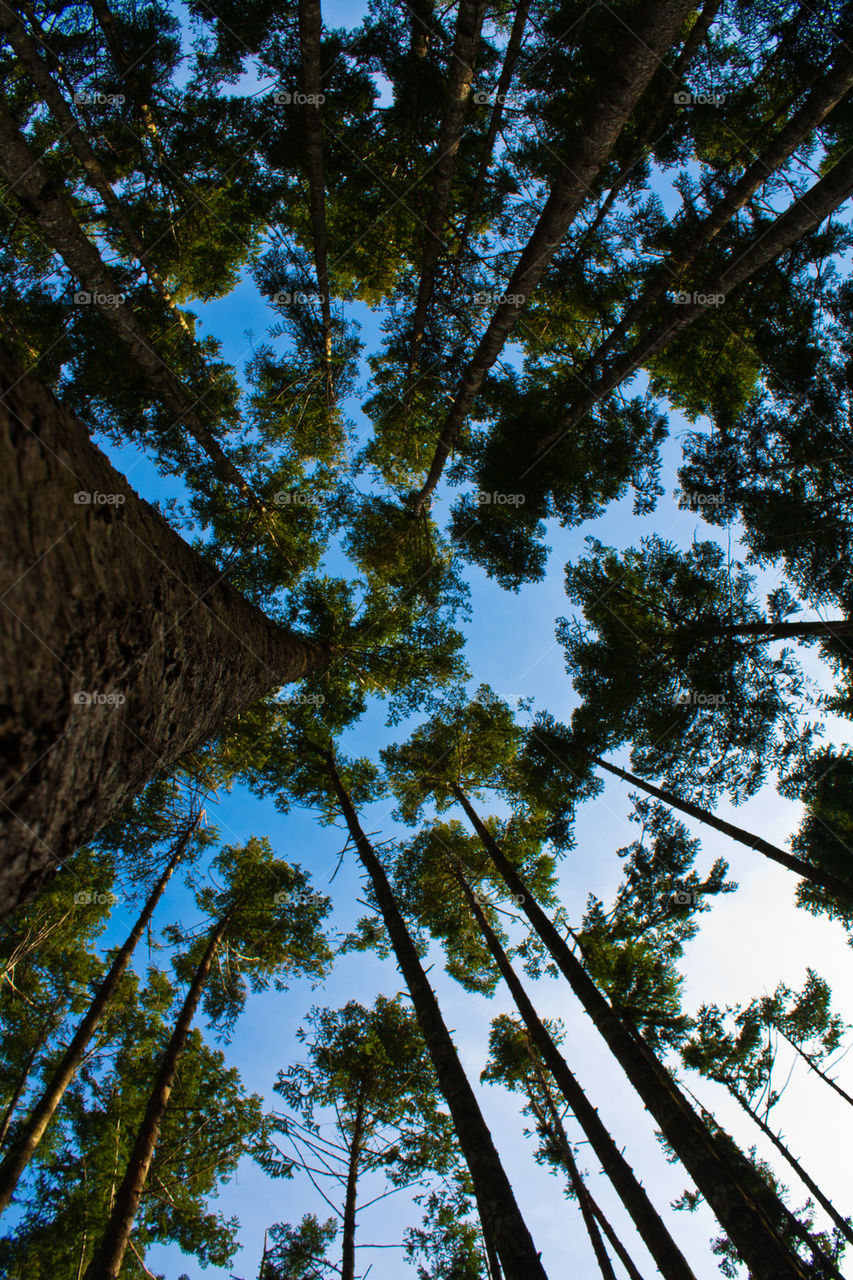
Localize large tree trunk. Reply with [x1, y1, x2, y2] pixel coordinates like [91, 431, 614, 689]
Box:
[579, 749, 853, 907]
[297, 0, 335, 395]
[532, 144, 853, 461]
[0, 345, 328, 914]
[0, 102, 262, 506]
[0, 2, 193, 336]
[456, 868, 697, 1280]
[83, 910, 231, 1280]
[0, 815, 197, 1211]
[452, 784, 819, 1280]
[324, 753, 549, 1280]
[340, 1088, 366, 1280]
[411, 0, 694, 512]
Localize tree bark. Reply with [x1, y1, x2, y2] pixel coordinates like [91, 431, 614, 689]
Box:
[83, 909, 231, 1280]
[0, 344, 329, 914]
[0, 1033, 46, 1150]
[0, 815, 197, 1211]
[0, 1, 193, 336]
[531, 144, 853, 462]
[88, 0, 161, 149]
[324, 753, 549, 1280]
[579, 750, 853, 908]
[0, 100, 264, 507]
[411, 0, 694, 512]
[452, 783, 818, 1280]
[297, 0, 335, 393]
[455, 868, 697, 1280]
[340, 1086, 366, 1280]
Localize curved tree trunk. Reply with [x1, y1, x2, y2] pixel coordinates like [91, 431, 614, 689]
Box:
[456, 868, 697, 1280]
[0, 814, 198, 1211]
[578, 750, 853, 907]
[83, 910, 231, 1280]
[325, 753, 549, 1280]
[411, 0, 694, 513]
[452, 784, 819, 1280]
[0, 345, 328, 914]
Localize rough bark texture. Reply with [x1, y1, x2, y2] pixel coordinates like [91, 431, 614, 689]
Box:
[340, 1087, 366, 1280]
[0, 817, 196, 1211]
[412, 0, 694, 511]
[532, 145, 853, 461]
[0, 101, 261, 504]
[0, 344, 328, 915]
[583, 751, 853, 907]
[326, 756, 549, 1280]
[453, 784, 817, 1280]
[83, 911, 231, 1280]
[457, 869, 697, 1280]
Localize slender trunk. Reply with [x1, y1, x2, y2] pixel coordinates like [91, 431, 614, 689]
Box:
[324, 754, 549, 1280]
[780, 1034, 853, 1108]
[0, 2, 193, 336]
[583, 37, 853, 373]
[0, 101, 264, 509]
[405, 0, 487, 384]
[0, 344, 329, 915]
[297, 0, 334, 394]
[473, 1185, 503, 1280]
[0, 817, 197, 1212]
[588, 1198, 648, 1280]
[399, 0, 434, 149]
[531, 144, 853, 462]
[524, 1078, 617, 1280]
[411, 0, 693, 513]
[89, 0, 161, 149]
[455, 868, 696, 1280]
[729, 1087, 853, 1247]
[452, 783, 817, 1280]
[580, 750, 853, 908]
[455, 0, 531, 260]
[82, 910, 231, 1280]
[340, 1088, 366, 1280]
[0, 1034, 45, 1149]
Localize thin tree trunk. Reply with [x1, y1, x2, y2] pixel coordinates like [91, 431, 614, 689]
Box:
[588, 1197, 648, 1280]
[779, 1033, 853, 1108]
[341, 1087, 366, 1280]
[455, 867, 697, 1280]
[411, 0, 693, 513]
[524, 1080, 617, 1280]
[0, 2, 193, 336]
[405, 0, 487, 384]
[83, 909, 232, 1280]
[452, 783, 818, 1280]
[455, 0, 531, 261]
[0, 815, 198, 1211]
[399, 0, 434, 150]
[324, 753, 549, 1280]
[578, 749, 853, 908]
[0, 1033, 45, 1150]
[297, 0, 335, 395]
[531, 144, 853, 462]
[89, 0, 161, 149]
[0, 344, 329, 915]
[729, 1087, 853, 1247]
[583, 37, 853, 373]
[0, 101, 265, 510]
[473, 1184, 504, 1280]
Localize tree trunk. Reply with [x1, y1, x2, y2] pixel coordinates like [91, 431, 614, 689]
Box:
[341, 1087, 366, 1280]
[473, 1184, 504, 1280]
[780, 1034, 853, 1109]
[405, 0, 487, 384]
[0, 2, 193, 336]
[452, 783, 817, 1280]
[324, 753, 549, 1280]
[89, 0, 161, 149]
[0, 345, 329, 914]
[0, 101, 263, 507]
[729, 1087, 853, 1247]
[82, 909, 231, 1280]
[0, 815, 197, 1211]
[579, 749, 853, 908]
[455, 867, 696, 1280]
[411, 0, 694, 513]
[532, 143, 853, 461]
[297, 0, 335, 394]
[0, 1032, 46, 1150]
